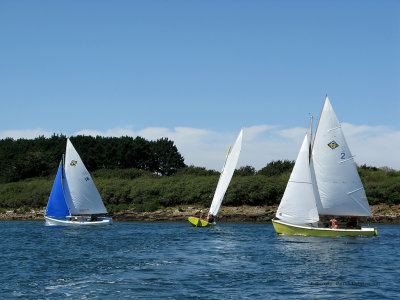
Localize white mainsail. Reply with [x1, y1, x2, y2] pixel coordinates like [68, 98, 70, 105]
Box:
[276, 134, 319, 224]
[208, 129, 243, 216]
[312, 96, 371, 216]
[63, 139, 107, 215]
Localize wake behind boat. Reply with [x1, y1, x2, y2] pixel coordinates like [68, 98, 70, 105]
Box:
[45, 139, 112, 226]
[188, 129, 243, 227]
[272, 96, 377, 237]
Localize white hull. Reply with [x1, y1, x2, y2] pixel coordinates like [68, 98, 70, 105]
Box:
[45, 216, 112, 226]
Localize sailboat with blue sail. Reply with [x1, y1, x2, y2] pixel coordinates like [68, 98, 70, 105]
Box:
[45, 139, 112, 226]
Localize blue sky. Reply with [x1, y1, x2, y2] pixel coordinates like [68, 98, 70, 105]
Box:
[1, 1, 399, 170]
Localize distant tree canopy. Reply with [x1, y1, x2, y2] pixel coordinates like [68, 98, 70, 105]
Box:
[234, 166, 257, 176]
[1, 139, 399, 210]
[257, 160, 295, 177]
[0, 134, 186, 183]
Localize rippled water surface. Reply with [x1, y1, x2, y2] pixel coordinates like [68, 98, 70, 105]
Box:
[0, 222, 399, 299]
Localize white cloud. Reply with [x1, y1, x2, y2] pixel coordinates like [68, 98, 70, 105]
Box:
[0, 129, 54, 139]
[278, 127, 308, 140]
[1, 124, 399, 170]
[342, 123, 400, 169]
[245, 125, 275, 141]
[76, 127, 136, 137]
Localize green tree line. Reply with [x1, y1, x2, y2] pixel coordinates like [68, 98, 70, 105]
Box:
[0, 161, 399, 213]
[0, 134, 185, 183]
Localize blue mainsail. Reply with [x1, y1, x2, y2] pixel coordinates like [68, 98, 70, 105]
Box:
[45, 161, 69, 217]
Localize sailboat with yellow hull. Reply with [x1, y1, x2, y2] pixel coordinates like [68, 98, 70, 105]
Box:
[188, 216, 210, 227]
[189, 129, 243, 227]
[272, 96, 377, 237]
[272, 219, 377, 237]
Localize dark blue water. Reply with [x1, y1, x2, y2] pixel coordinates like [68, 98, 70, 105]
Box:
[0, 222, 399, 299]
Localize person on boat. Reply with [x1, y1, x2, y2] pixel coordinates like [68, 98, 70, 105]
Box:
[208, 214, 215, 224]
[199, 210, 210, 222]
[330, 219, 339, 229]
[192, 210, 202, 218]
[90, 215, 98, 222]
[346, 217, 360, 229]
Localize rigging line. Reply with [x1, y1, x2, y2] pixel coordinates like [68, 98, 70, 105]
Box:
[311, 96, 326, 151]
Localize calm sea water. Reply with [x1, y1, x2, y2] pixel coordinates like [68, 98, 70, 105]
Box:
[0, 222, 399, 299]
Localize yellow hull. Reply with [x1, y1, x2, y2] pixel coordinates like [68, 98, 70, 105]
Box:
[272, 219, 377, 237]
[188, 216, 210, 227]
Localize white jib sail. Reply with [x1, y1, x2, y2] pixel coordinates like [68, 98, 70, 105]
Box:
[63, 139, 107, 215]
[276, 134, 319, 224]
[208, 129, 243, 216]
[312, 96, 372, 216]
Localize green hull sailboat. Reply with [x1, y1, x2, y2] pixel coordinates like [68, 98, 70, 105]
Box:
[188, 129, 243, 227]
[272, 219, 377, 237]
[188, 216, 210, 227]
[272, 96, 377, 237]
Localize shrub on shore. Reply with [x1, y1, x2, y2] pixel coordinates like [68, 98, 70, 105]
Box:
[1, 164, 398, 212]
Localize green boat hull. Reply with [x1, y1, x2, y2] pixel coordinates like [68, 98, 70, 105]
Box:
[272, 219, 377, 237]
[188, 216, 210, 227]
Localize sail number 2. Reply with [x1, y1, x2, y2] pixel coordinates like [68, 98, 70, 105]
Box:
[341, 152, 345, 159]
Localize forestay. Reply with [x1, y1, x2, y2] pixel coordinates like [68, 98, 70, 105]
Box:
[276, 134, 319, 224]
[312, 97, 371, 216]
[208, 129, 243, 216]
[63, 139, 107, 215]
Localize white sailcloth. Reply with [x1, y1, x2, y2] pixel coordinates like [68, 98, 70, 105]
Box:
[63, 139, 107, 215]
[208, 129, 243, 216]
[276, 134, 319, 224]
[312, 96, 371, 216]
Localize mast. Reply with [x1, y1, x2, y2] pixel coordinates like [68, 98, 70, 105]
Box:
[221, 146, 231, 174]
[275, 134, 319, 224]
[208, 129, 243, 217]
[61, 154, 65, 189]
[64, 139, 107, 215]
[309, 114, 313, 163]
[208, 145, 231, 217]
[311, 95, 328, 151]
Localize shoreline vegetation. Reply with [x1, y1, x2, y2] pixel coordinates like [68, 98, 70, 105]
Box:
[1, 135, 399, 223]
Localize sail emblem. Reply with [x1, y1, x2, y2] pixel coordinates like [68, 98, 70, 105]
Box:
[70, 160, 78, 166]
[327, 141, 339, 150]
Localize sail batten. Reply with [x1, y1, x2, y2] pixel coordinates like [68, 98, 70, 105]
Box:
[347, 187, 364, 195]
[328, 126, 341, 132]
[273, 96, 376, 235]
[63, 139, 107, 215]
[311, 96, 372, 216]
